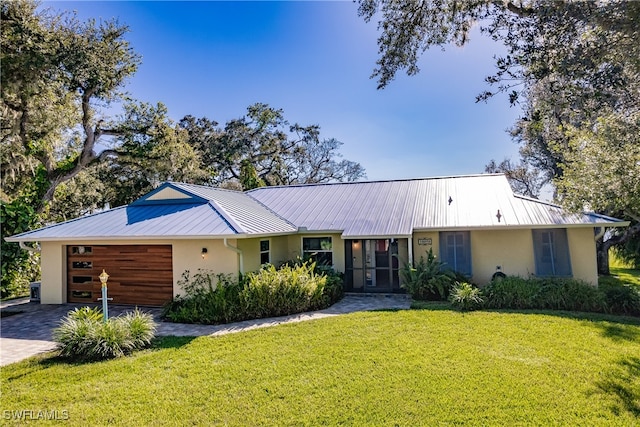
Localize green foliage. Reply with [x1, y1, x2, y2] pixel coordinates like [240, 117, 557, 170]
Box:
[0, 197, 40, 298]
[162, 262, 343, 325]
[449, 282, 484, 311]
[399, 249, 455, 300]
[162, 271, 243, 324]
[184, 103, 366, 189]
[241, 263, 326, 318]
[53, 308, 156, 361]
[482, 276, 540, 310]
[67, 306, 103, 322]
[482, 276, 637, 315]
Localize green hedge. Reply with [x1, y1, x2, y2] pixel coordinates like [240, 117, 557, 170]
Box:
[162, 261, 344, 325]
[482, 276, 639, 315]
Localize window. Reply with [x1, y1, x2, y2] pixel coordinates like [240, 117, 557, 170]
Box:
[439, 231, 472, 276]
[532, 229, 572, 276]
[303, 237, 333, 266]
[71, 246, 92, 255]
[260, 240, 270, 265]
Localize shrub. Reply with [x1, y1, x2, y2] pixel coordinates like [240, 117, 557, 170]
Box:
[400, 249, 455, 300]
[483, 276, 611, 314]
[536, 278, 606, 312]
[53, 308, 156, 361]
[599, 281, 640, 315]
[240, 262, 326, 318]
[449, 282, 484, 311]
[162, 270, 242, 324]
[162, 261, 343, 325]
[482, 276, 541, 309]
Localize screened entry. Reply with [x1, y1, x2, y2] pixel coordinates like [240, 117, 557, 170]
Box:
[344, 239, 407, 293]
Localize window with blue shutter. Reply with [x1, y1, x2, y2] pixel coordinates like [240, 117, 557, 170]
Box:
[532, 229, 572, 276]
[439, 231, 472, 276]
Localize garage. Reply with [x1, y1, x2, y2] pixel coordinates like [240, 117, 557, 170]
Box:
[67, 245, 173, 306]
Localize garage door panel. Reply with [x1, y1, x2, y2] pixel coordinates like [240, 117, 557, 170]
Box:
[67, 245, 173, 306]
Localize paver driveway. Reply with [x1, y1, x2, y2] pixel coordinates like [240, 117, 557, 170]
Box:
[0, 294, 410, 366]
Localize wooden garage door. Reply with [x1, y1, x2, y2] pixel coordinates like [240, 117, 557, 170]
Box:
[67, 245, 173, 306]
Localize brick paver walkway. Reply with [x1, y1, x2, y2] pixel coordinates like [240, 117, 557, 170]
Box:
[0, 294, 410, 366]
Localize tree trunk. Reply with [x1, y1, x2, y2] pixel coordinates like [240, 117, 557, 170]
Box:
[596, 240, 610, 276]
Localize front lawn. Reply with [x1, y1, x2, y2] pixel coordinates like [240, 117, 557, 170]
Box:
[2, 309, 639, 425]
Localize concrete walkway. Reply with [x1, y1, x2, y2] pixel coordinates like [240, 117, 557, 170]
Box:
[0, 294, 410, 366]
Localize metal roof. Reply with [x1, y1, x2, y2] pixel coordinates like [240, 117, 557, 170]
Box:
[7, 175, 627, 242]
[8, 182, 296, 242]
[248, 174, 626, 237]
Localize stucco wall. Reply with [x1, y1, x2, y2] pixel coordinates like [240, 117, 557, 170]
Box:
[567, 227, 598, 285]
[469, 229, 535, 285]
[412, 232, 440, 261]
[412, 228, 597, 286]
[172, 239, 239, 297]
[40, 241, 66, 304]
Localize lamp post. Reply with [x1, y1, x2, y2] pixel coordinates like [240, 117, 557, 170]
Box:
[98, 269, 112, 323]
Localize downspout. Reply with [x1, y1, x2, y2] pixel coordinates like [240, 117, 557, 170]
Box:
[20, 241, 41, 254]
[594, 227, 606, 242]
[223, 238, 244, 274]
[408, 236, 414, 266]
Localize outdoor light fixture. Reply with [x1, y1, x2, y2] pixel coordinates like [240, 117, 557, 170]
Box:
[99, 269, 109, 285]
[98, 269, 111, 322]
[201, 248, 208, 259]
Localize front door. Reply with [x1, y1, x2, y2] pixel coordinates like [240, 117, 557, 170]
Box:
[345, 239, 402, 293]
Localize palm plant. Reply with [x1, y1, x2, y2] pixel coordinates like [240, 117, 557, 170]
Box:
[400, 249, 454, 300]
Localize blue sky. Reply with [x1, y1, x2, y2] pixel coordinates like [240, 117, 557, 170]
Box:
[45, 1, 523, 181]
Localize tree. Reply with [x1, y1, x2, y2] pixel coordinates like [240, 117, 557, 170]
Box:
[181, 103, 366, 190]
[556, 113, 640, 272]
[1, 0, 142, 212]
[98, 102, 209, 207]
[484, 158, 544, 198]
[358, 0, 640, 273]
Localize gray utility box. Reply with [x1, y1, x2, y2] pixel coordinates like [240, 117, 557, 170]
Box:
[30, 281, 41, 303]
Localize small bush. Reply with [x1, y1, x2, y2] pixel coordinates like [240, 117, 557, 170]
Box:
[53, 308, 156, 361]
[449, 282, 484, 311]
[400, 249, 455, 301]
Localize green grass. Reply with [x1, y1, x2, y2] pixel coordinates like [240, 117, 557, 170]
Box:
[2, 309, 639, 425]
[602, 253, 640, 288]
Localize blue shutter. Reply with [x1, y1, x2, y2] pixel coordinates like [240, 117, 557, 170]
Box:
[533, 229, 572, 276]
[439, 231, 471, 276]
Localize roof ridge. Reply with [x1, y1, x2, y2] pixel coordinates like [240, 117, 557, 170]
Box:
[246, 173, 506, 192]
[205, 201, 241, 234]
[244, 193, 299, 229]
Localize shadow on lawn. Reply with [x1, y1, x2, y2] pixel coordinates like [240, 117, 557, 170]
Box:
[412, 302, 640, 341]
[26, 336, 197, 370]
[595, 356, 640, 417]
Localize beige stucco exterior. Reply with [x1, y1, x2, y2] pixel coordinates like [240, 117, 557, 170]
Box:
[34, 226, 600, 304]
[37, 239, 241, 304]
[412, 227, 598, 286]
[566, 227, 598, 285]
